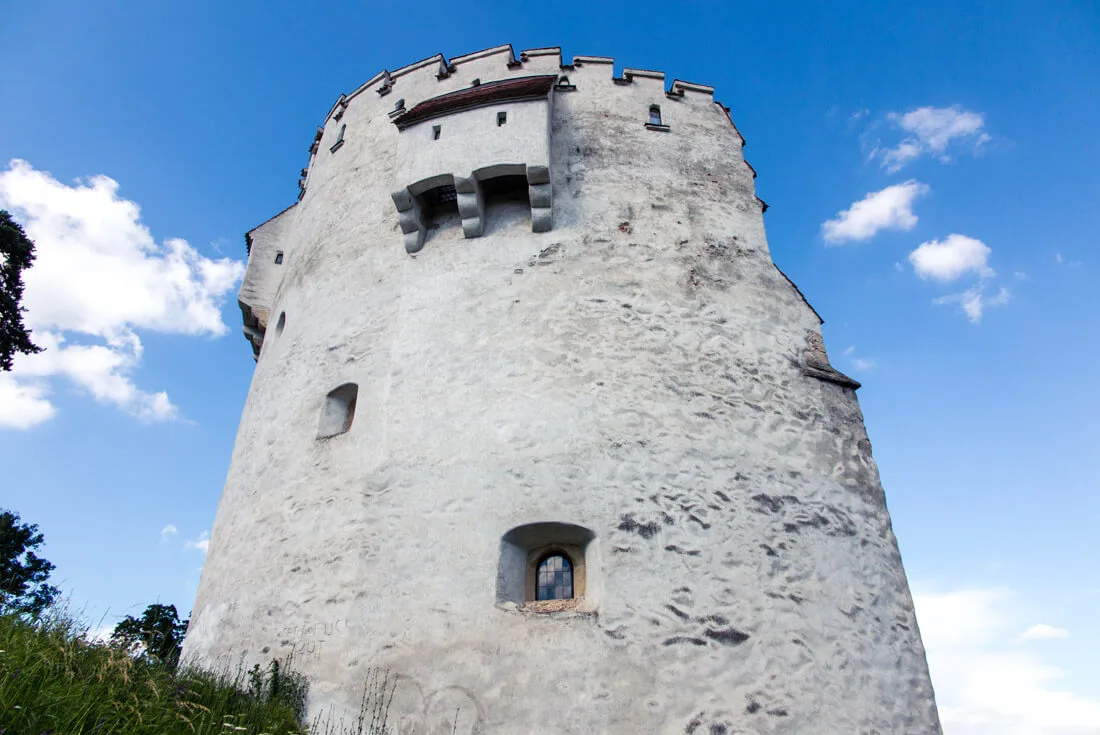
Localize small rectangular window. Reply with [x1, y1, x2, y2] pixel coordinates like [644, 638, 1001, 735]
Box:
[274, 251, 284, 265]
[649, 105, 662, 126]
[330, 123, 346, 153]
[432, 125, 441, 140]
[497, 111, 507, 126]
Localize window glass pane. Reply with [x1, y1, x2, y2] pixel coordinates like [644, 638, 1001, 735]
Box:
[536, 554, 574, 601]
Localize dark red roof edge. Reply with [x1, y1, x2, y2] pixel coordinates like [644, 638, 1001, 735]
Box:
[395, 75, 556, 130]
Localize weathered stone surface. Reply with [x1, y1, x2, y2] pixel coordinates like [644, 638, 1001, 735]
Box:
[183, 45, 941, 734]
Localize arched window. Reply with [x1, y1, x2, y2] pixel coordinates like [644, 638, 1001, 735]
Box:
[649, 105, 662, 125]
[536, 553, 574, 601]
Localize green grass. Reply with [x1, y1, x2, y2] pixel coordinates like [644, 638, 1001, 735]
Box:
[0, 609, 309, 735]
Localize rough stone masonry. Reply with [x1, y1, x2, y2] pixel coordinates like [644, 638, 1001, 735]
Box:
[182, 44, 943, 734]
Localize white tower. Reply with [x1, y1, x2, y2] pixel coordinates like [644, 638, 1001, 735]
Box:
[183, 45, 942, 734]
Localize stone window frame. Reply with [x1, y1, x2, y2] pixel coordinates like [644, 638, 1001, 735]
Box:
[497, 522, 597, 615]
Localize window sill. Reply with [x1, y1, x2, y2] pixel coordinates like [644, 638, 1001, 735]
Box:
[329, 139, 345, 153]
[524, 599, 579, 613]
[496, 599, 596, 616]
[644, 123, 671, 132]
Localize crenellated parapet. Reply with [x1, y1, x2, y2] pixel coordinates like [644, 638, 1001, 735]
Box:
[316, 45, 728, 127]
[293, 45, 750, 218]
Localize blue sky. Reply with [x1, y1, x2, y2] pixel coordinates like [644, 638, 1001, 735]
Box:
[1, 2, 1097, 732]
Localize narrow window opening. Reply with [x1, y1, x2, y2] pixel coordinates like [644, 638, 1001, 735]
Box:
[275, 312, 286, 336]
[388, 98, 407, 121]
[497, 111, 507, 127]
[274, 251, 284, 265]
[536, 554, 574, 600]
[649, 105, 662, 126]
[330, 124, 346, 153]
[318, 383, 357, 438]
[555, 76, 576, 92]
[432, 124, 441, 140]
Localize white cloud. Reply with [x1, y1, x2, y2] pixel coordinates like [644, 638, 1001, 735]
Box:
[0, 160, 244, 429]
[822, 181, 929, 244]
[842, 346, 877, 373]
[1017, 624, 1071, 643]
[908, 234, 1012, 324]
[1055, 252, 1084, 269]
[909, 234, 994, 282]
[185, 530, 209, 555]
[851, 357, 877, 372]
[160, 524, 179, 541]
[0, 374, 56, 429]
[85, 624, 116, 644]
[934, 285, 1010, 324]
[876, 106, 990, 171]
[12, 331, 177, 421]
[915, 586, 1100, 735]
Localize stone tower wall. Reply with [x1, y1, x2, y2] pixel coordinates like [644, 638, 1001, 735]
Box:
[183, 45, 941, 734]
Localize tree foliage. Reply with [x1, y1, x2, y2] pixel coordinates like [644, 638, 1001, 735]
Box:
[0, 210, 43, 371]
[111, 603, 189, 669]
[0, 508, 59, 617]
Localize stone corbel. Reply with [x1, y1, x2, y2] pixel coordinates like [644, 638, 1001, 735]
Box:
[801, 331, 860, 389]
[527, 165, 552, 233]
[454, 175, 485, 238]
[391, 188, 427, 254]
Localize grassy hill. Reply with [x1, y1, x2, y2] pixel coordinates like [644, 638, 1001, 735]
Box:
[0, 608, 308, 735]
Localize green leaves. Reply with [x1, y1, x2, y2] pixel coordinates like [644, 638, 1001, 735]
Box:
[0, 211, 43, 372]
[111, 603, 189, 670]
[0, 508, 59, 618]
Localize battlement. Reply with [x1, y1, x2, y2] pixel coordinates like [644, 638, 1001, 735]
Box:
[292, 45, 751, 250]
[323, 45, 727, 130]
